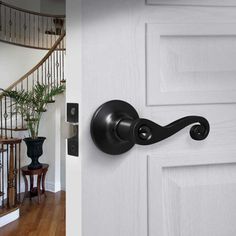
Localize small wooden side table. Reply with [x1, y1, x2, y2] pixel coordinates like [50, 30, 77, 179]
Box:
[21, 164, 49, 204]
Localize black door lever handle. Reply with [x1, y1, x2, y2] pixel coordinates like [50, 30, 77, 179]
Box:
[91, 100, 210, 155]
[117, 116, 209, 145]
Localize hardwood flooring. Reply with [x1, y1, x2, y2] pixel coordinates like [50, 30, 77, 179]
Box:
[0, 191, 65, 236]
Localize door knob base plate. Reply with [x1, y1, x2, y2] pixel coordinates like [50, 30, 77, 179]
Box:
[90, 100, 139, 155]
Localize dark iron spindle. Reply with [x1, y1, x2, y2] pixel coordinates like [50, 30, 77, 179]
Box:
[21, 81, 23, 128]
[14, 143, 17, 203]
[4, 96, 7, 139]
[4, 5, 6, 41]
[9, 8, 12, 41]
[28, 13, 30, 46]
[15, 86, 18, 129]
[1, 144, 4, 208]
[10, 97, 13, 138]
[14, 10, 16, 43]
[33, 15, 35, 46]
[0, 98, 3, 138]
[24, 12, 26, 45]
[6, 144, 8, 207]
[18, 142, 21, 202]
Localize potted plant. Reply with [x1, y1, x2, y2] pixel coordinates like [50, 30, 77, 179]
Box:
[2, 83, 65, 169]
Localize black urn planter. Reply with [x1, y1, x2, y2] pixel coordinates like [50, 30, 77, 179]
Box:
[23, 137, 46, 170]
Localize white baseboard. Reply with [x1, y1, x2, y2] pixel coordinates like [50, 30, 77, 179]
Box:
[61, 184, 66, 191]
[45, 181, 61, 193]
[0, 208, 19, 228]
[0, 181, 62, 202]
[0, 181, 63, 228]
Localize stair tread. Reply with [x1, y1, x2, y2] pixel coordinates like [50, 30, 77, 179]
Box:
[0, 206, 20, 217]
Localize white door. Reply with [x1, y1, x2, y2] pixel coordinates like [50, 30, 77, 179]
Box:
[66, 0, 236, 236]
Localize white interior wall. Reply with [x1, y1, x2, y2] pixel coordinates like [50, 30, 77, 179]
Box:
[0, 42, 45, 89]
[39, 94, 68, 192]
[60, 94, 68, 191]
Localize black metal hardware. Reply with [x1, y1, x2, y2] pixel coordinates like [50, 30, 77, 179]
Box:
[68, 125, 79, 157]
[67, 103, 79, 123]
[91, 100, 210, 155]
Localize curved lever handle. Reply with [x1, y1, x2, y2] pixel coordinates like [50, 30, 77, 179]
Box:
[91, 100, 210, 155]
[117, 116, 210, 145]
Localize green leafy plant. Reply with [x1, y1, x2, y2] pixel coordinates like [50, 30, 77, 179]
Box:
[2, 83, 65, 139]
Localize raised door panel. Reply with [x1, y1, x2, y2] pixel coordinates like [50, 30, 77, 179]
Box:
[146, 23, 236, 105]
[148, 152, 236, 236]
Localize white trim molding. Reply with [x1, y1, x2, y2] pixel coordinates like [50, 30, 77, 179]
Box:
[0, 208, 19, 228]
[45, 181, 61, 193]
[146, 23, 236, 105]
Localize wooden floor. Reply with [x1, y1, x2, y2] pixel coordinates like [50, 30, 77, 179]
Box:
[0, 191, 65, 236]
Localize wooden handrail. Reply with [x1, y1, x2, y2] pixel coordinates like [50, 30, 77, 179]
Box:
[0, 32, 65, 96]
[0, 1, 65, 18]
[0, 39, 63, 51]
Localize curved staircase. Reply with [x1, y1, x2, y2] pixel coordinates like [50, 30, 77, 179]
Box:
[0, 2, 66, 225]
